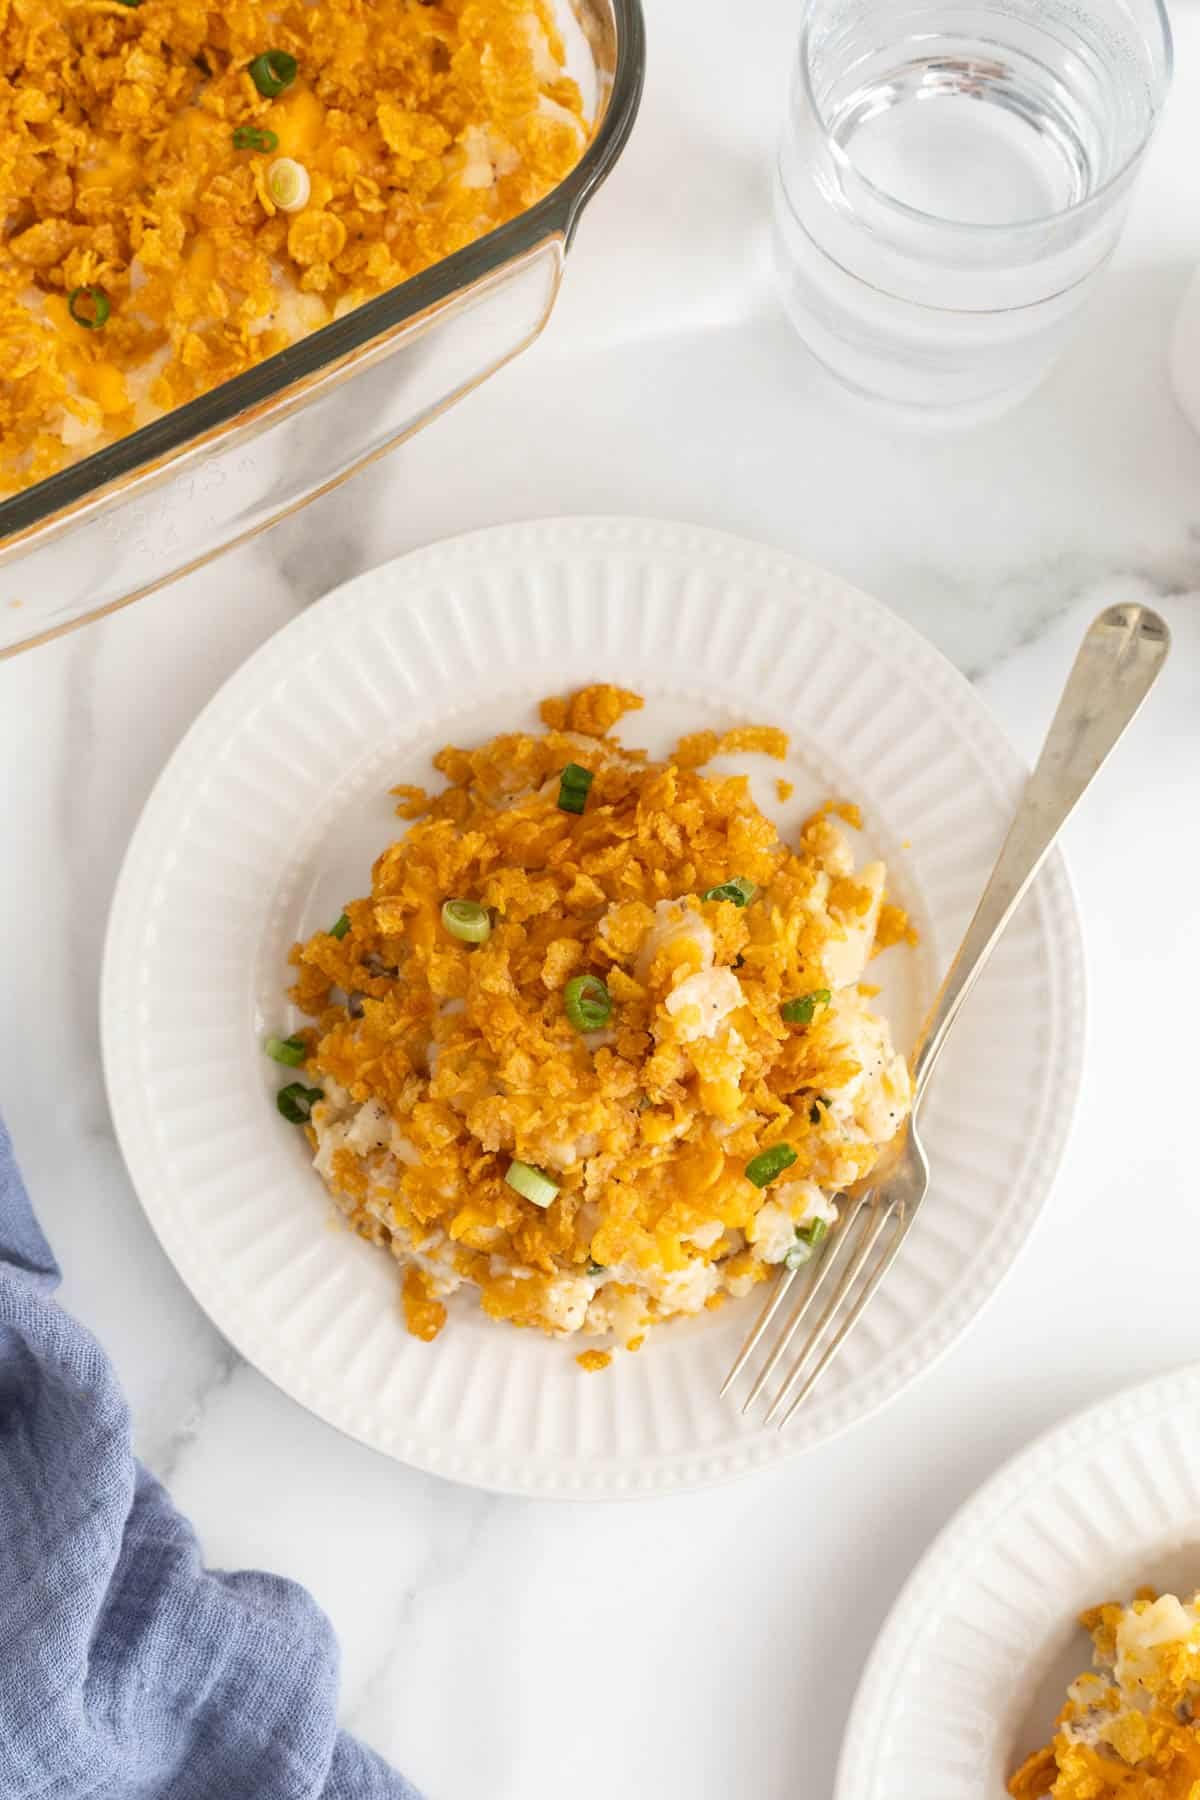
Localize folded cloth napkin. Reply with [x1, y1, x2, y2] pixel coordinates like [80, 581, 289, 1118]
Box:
[0, 1116, 420, 1800]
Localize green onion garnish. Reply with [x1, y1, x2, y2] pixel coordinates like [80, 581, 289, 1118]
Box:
[276, 1082, 322, 1123]
[556, 763, 594, 814]
[441, 899, 491, 944]
[67, 287, 110, 330]
[783, 1217, 830, 1270]
[265, 1033, 307, 1067]
[266, 156, 310, 212]
[586, 1260, 606, 1275]
[232, 125, 279, 152]
[248, 49, 297, 96]
[504, 1160, 559, 1209]
[702, 877, 758, 907]
[114, 0, 141, 9]
[744, 1143, 798, 1188]
[781, 989, 832, 1025]
[563, 974, 612, 1032]
[329, 913, 350, 939]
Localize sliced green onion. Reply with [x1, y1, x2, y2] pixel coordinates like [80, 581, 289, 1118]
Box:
[248, 49, 297, 96]
[266, 156, 310, 212]
[586, 1260, 606, 1276]
[556, 762, 594, 814]
[276, 1082, 322, 1123]
[329, 912, 350, 940]
[114, 0, 141, 9]
[233, 124, 279, 152]
[67, 286, 110, 330]
[504, 1160, 559, 1209]
[265, 1033, 306, 1067]
[702, 877, 758, 907]
[563, 974, 611, 1032]
[784, 1216, 830, 1270]
[441, 898, 491, 944]
[744, 1143, 798, 1188]
[781, 989, 832, 1025]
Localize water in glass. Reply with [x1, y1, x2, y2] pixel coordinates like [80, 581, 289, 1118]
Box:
[773, 0, 1171, 422]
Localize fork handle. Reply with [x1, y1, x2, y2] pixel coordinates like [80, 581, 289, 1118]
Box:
[911, 603, 1170, 1100]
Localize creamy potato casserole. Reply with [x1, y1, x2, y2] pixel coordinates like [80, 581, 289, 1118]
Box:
[1011, 1589, 1200, 1799]
[0, 0, 586, 493]
[271, 685, 916, 1367]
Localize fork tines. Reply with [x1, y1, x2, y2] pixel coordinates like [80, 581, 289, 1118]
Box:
[721, 1191, 908, 1428]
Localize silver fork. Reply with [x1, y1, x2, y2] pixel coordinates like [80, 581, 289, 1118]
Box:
[723, 602, 1170, 1429]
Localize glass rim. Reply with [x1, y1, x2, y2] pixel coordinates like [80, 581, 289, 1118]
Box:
[798, 0, 1174, 236]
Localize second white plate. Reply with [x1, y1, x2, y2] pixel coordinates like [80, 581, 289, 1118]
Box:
[837, 1362, 1200, 1799]
[101, 517, 1085, 1496]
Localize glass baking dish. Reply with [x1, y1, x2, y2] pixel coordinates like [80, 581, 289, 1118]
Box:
[0, 0, 644, 658]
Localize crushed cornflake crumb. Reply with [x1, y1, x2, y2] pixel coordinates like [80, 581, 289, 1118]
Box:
[576, 1348, 611, 1372]
[776, 778, 794, 803]
[287, 685, 915, 1363]
[390, 784, 431, 820]
[874, 902, 918, 952]
[715, 724, 789, 760]
[675, 723, 789, 769]
[538, 684, 644, 737]
[0, 0, 586, 494]
[402, 1265, 447, 1342]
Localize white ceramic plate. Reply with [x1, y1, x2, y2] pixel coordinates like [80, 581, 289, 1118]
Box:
[102, 517, 1084, 1498]
[837, 1362, 1200, 1799]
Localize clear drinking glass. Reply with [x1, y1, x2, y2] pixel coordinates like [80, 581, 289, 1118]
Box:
[772, 0, 1172, 423]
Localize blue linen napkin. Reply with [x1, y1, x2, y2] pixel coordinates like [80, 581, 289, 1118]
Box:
[0, 1115, 421, 1800]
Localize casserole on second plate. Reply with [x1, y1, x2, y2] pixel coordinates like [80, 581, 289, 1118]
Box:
[839, 1363, 1200, 1800]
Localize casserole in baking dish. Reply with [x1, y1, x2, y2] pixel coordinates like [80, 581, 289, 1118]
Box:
[0, 0, 643, 654]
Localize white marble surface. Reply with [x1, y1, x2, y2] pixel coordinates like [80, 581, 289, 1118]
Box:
[4, 3, 1200, 1795]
